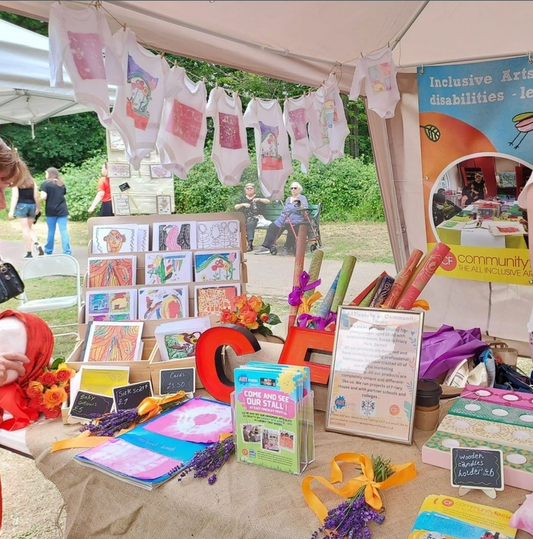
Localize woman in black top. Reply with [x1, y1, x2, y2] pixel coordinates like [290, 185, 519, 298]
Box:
[39, 167, 72, 255]
[471, 173, 487, 201]
[8, 172, 44, 258]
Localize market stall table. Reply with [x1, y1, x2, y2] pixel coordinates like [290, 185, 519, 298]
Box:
[26, 396, 531, 539]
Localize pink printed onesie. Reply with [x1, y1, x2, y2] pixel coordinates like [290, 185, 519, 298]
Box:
[283, 94, 313, 173]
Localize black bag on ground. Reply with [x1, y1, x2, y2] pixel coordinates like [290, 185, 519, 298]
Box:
[0, 260, 25, 303]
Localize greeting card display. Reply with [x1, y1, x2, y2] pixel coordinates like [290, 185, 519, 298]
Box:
[85, 289, 137, 322]
[92, 224, 138, 254]
[79, 365, 131, 397]
[138, 286, 189, 320]
[194, 284, 241, 317]
[137, 224, 150, 251]
[154, 317, 211, 361]
[88, 256, 137, 288]
[193, 251, 241, 282]
[196, 219, 240, 250]
[145, 252, 193, 285]
[153, 221, 197, 251]
[82, 321, 144, 362]
[233, 362, 313, 475]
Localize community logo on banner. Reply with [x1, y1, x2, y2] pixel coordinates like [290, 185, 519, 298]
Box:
[417, 55, 533, 285]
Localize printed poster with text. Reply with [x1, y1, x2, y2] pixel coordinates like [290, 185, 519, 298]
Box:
[418, 55, 533, 285]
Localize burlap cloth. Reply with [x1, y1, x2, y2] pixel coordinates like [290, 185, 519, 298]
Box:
[26, 343, 532, 539]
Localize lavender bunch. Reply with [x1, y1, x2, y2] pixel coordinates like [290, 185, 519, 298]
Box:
[80, 408, 140, 436]
[178, 436, 235, 485]
[311, 456, 393, 539]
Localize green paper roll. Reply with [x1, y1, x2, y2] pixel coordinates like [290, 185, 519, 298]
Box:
[330, 255, 356, 312]
[304, 249, 324, 299]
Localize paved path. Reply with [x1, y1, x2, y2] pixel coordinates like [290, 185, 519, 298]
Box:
[0, 238, 397, 306]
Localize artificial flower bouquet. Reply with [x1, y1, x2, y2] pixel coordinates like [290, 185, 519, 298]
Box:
[220, 294, 281, 336]
[25, 357, 76, 419]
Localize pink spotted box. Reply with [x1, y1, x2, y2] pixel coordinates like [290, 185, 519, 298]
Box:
[461, 384, 533, 412]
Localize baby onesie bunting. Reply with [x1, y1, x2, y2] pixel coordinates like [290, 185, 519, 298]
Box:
[48, 2, 123, 128]
[308, 74, 350, 165]
[349, 46, 400, 119]
[156, 66, 207, 180]
[283, 95, 313, 173]
[110, 28, 170, 170]
[206, 88, 250, 186]
[244, 98, 293, 200]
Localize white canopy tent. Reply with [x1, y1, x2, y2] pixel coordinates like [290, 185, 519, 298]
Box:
[1, 1, 532, 351]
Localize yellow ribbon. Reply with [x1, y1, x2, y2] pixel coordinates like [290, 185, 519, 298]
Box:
[137, 391, 187, 421]
[412, 299, 430, 311]
[297, 291, 322, 316]
[50, 430, 112, 452]
[302, 453, 417, 523]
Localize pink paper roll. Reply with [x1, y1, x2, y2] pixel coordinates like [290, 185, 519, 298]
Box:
[395, 243, 450, 310]
[382, 249, 423, 309]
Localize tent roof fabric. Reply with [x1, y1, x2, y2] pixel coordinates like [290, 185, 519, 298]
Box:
[2, 1, 533, 94]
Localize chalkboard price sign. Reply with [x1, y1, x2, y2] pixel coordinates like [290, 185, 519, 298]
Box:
[451, 447, 504, 494]
[160, 367, 196, 395]
[70, 391, 114, 421]
[113, 380, 153, 411]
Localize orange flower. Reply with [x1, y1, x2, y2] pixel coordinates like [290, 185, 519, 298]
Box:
[56, 366, 74, 383]
[247, 295, 263, 313]
[234, 294, 248, 309]
[38, 371, 56, 387]
[26, 380, 44, 399]
[43, 385, 67, 410]
[238, 306, 259, 330]
[220, 309, 238, 324]
[260, 313, 270, 323]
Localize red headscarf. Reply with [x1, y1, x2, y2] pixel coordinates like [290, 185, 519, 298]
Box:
[0, 310, 54, 430]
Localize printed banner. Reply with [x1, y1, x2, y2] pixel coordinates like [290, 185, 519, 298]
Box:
[418, 55, 533, 285]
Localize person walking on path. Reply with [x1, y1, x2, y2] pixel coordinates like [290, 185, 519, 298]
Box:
[0, 137, 27, 212]
[40, 167, 72, 255]
[88, 162, 114, 216]
[8, 172, 44, 258]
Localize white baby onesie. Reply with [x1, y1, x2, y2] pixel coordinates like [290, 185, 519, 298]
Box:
[308, 75, 350, 165]
[110, 28, 170, 170]
[283, 95, 313, 173]
[244, 98, 293, 200]
[157, 66, 207, 180]
[206, 88, 250, 186]
[48, 2, 123, 128]
[349, 46, 400, 119]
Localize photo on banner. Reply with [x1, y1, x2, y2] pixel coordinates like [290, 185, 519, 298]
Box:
[417, 55, 533, 285]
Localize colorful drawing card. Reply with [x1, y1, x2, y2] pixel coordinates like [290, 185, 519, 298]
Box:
[82, 321, 144, 362]
[88, 256, 137, 288]
[92, 224, 138, 254]
[194, 284, 241, 317]
[154, 317, 211, 361]
[145, 252, 193, 285]
[137, 224, 150, 251]
[79, 366, 130, 397]
[138, 286, 189, 320]
[85, 288, 137, 322]
[196, 219, 241, 250]
[193, 251, 241, 282]
[153, 221, 197, 251]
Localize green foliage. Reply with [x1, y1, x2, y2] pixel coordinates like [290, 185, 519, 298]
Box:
[290, 156, 384, 222]
[58, 154, 106, 222]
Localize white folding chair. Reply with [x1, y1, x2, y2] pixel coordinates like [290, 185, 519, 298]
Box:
[16, 254, 82, 338]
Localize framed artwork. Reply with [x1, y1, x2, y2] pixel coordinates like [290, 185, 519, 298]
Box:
[196, 220, 241, 250]
[108, 163, 131, 178]
[113, 194, 131, 216]
[193, 251, 241, 282]
[145, 252, 193, 285]
[138, 286, 189, 320]
[150, 164, 173, 179]
[92, 225, 138, 254]
[87, 256, 137, 288]
[194, 284, 241, 317]
[156, 195, 172, 215]
[82, 321, 144, 362]
[153, 221, 197, 251]
[325, 306, 424, 445]
[109, 130, 126, 151]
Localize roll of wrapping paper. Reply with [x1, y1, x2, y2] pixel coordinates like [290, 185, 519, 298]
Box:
[288, 225, 309, 328]
[395, 243, 451, 310]
[330, 255, 356, 312]
[303, 249, 324, 299]
[381, 249, 424, 309]
[316, 270, 340, 319]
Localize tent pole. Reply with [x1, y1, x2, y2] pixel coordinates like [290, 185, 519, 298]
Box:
[390, 0, 430, 51]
